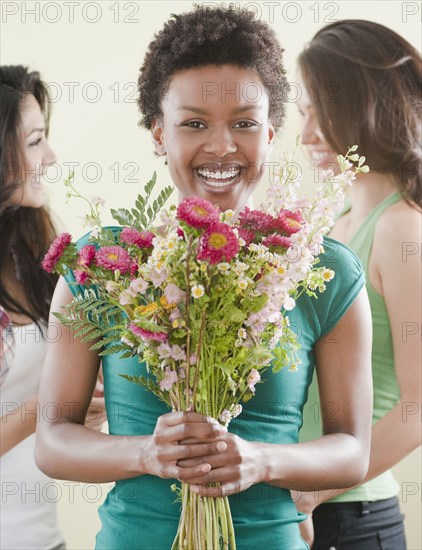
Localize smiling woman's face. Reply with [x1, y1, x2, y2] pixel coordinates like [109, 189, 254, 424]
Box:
[151, 65, 275, 212]
[8, 94, 56, 209]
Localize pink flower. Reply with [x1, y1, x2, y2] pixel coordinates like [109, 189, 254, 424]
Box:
[197, 222, 239, 265]
[120, 227, 154, 249]
[177, 197, 219, 229]
[42, 233, 72, 273]
[159, 367, 178, 391]
[169, 345, 186, 362]
[74, 270, 89, 285]
[237, 227, 255, 246]
[95, 246, 132, 274]
[105, 280, 119, 293]
[129, 277, 149, 294]
[247, 368, 261, 394]
[262, 234, 291, 249]
[238, 207, 272, 233]
[148, 268, 168, 288]
[157, 342, 172, 359]
[270, 210, 303, 236]
[129, 323, 168, 342]
[77, 244, 96, 267]
[169, 309, 181, 322]
[164, 283, 185, 304]
[119, 291, 134, 305]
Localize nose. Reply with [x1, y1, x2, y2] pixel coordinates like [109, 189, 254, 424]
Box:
[43, 140, 57, 169]
[300, 113, 320, 146]
[202, 126, 237, 157]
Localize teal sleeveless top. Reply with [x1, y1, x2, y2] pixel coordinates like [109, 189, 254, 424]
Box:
[300, 192, 402, 502]
[66, 231, 364, 549]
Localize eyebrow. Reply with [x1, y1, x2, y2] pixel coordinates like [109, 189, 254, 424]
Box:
[176, 105, 263, 115]
[26, 127, 45, 137]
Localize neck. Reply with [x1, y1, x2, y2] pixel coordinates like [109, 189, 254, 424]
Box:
[348, 171, 398, 217]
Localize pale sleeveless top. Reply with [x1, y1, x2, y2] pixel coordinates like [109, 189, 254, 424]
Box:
[300, 191, 402, 501]
[0, 323, 65, 549]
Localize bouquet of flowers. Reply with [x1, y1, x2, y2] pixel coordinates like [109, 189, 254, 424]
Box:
[43, 145, 368, 550]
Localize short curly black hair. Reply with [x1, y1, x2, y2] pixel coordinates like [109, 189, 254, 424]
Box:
[138, 5, 289, 131]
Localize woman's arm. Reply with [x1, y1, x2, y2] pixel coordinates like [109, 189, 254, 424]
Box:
[1, 395, 38, 456]
[35, 277, 229, 483]
[179, 288, 373, 497]
[295, 205, 422, 513]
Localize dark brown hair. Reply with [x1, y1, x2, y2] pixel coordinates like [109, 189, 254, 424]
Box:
[298, 19, 422, 206]
[0, 65, 58, 326]
[138, 5, 289, 132]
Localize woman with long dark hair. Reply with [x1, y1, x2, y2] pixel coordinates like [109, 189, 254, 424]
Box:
[0, 65, 66, 549]
[296, 20, 421, 550]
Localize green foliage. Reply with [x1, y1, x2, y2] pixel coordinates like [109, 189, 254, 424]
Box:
[110, 173, 174, 231]
[53, 291, 127, 354]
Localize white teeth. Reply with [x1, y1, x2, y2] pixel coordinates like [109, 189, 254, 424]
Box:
[197, 168, 240, 180]
[312, 151, 332, 161]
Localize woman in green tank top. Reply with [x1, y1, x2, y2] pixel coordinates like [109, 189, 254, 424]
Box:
[36, 7, 374, 549]
[296, 20, 421, 550]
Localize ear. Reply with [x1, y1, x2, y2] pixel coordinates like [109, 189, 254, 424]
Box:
[151, 118, 166, 156]
[268, 121, 276, 152]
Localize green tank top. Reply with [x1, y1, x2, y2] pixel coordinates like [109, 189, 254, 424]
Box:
[300, 191, 402, 502]
[66, 231, 364, 548]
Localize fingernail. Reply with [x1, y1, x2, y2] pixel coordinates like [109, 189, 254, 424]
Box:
[190, 485, 199, 493]
[218, 426, 227, 434]
[216, 441, 227, 452]
[201, 464, 211, 473]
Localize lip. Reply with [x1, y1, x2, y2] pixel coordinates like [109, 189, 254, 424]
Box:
[193, 162, 244, 193]
[307, 149, 338, 166]
[30, 179, 44, 189]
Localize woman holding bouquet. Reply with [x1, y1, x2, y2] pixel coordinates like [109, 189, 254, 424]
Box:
[36, 6, 373, 549]
[296, 21, 421, 549]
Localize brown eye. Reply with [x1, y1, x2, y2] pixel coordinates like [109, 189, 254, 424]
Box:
[234, 121, 256, 129]
[182, 121, 206, 129]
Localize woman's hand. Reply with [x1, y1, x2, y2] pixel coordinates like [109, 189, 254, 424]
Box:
[298, 515, 314, 549]
[177, 431, 266, 497]
[292, 490, 317, 549]
[85, 396, 107, 431]
[142, 411, 229, 482]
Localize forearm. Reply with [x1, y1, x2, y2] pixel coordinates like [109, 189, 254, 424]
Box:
[35, 420, 149, 483]
[0, 397, 37, 456]
[296, 402, 422, 510]
[262, 432, 368, 491]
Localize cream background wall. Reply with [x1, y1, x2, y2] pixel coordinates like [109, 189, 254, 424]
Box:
[2, 1, 421, 548]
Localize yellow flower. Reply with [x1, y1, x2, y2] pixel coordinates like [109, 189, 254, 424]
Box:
[322, 269, 335, 281]
[172, 319, 179, 328]
[277, 266, 286, 275]
[135, 303, 158, 316]
[159, 296, 176, 310]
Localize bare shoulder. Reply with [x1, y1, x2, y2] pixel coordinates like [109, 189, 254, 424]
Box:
[372, 200, 421, 287]
[374, 199, 421, 261]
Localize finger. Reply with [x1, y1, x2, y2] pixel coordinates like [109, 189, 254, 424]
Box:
[176, 463, 212, 482]
[173, 440, 228, 462]
[167, 422, 227, 443]
[177, 451, 228, 469]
